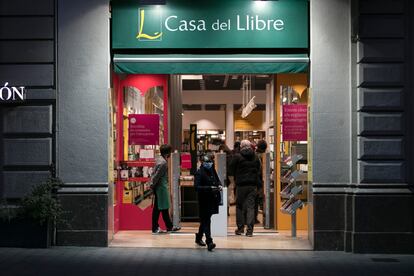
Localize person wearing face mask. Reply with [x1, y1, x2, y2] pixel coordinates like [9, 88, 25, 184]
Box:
[194, 152, 222, 251]
[150, 144, 180, 234]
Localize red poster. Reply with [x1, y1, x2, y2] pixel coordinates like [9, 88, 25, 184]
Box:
[282, 104, 307, 141]
[128, 114, 159, 145]
[181, 153, 192, 169]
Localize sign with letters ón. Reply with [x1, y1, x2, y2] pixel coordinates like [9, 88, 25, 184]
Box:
[0, 82, 25, 102]
[129, 114, 160, 145]
[112, 0, 308, 49]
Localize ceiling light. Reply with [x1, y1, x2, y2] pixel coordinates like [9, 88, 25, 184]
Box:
[181, 75, 203, 80]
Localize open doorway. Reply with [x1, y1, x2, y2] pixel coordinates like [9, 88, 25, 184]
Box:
[110, 73, 311, 250]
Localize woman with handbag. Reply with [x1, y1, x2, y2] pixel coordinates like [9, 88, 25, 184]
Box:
[194, 152, 222, 251]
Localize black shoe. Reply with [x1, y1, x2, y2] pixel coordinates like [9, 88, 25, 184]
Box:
[246, 231, 253, 237]
[152, 228, 167, 235]
[206, 238, 216, 251]
[235, 228, 244, 235]
[195, 233, 206, 246]
[207, 242, 216, 251]
[167, 226, 181, 233]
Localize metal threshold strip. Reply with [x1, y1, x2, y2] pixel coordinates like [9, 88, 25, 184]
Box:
[114, 56, 309, 63]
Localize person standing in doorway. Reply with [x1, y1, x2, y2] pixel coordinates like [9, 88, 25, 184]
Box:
[150, 144, 180, 234]
[194, 152, 222, 251]
[231, 140, 262, 237]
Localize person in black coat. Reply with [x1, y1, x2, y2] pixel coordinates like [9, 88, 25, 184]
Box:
[230, 140, 262, 237]
[194, 152, 222, 251]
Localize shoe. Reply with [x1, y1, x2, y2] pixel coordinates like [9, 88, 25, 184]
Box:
[195, 233, 206, 247]
[152, 228, 167, 235]
[235, 228, 244, 235]
[206, 238, 216, 252]
[167, 226, 181, 233]
[246, 231, 253, 237]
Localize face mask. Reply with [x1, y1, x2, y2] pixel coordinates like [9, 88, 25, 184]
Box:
[203, 162, 213, 169]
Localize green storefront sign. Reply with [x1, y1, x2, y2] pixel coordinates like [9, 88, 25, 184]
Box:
[112, 0, 309, 49]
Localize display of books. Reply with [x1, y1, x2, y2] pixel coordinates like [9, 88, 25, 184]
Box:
[282, 154, 303, 169]
[281, 170, 303, 184]
[280, 183, 303, 199]
[280, 153, 306, 217]
[280, 198, 303, 215]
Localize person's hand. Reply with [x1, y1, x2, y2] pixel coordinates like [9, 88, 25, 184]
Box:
[212, 186, 223, 191]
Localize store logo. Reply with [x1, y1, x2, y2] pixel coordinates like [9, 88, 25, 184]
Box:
[0, 82, 25, 102]
[136, 9, 163, 41]
[130, 117, 137, 124]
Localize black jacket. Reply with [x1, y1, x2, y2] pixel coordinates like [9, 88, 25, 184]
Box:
[230, 147, 262, 188]
[194, 165, 221, 216]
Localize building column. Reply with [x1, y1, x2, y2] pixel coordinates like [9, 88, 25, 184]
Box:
[56, 0, 110, 247]
[168, 75, 183, 152]
[226, 104, 234, 149]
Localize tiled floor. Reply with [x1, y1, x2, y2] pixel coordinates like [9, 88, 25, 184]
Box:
[110, 228, 312, 250]
[111, 206, 311, 250]
[1, 247, 413, 276]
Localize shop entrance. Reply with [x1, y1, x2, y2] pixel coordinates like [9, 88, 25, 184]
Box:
[110, 72, 311, 250]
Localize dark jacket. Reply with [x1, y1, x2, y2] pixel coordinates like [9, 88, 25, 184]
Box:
[230, 147, 262, 188]
[194, 165, 221, 216]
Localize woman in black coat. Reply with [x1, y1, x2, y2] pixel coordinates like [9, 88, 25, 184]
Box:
[194, 153, 222, 251]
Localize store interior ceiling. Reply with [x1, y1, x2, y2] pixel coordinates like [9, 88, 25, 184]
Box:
[182, 104, 266, 111]
[182, 74, 272, 91]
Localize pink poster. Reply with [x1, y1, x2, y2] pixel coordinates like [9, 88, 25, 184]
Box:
[282, 104, 307, 141]
[128, 114, 160, 145]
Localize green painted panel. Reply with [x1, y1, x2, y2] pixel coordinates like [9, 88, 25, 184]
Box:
[112, 0, 309, 49]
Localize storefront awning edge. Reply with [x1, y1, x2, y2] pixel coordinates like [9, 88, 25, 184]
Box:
[113, 54, 309, 74]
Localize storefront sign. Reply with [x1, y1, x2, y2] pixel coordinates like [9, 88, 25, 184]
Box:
[0, 82, 25, 102]
[129, 114, 160, 145]
[112, 0, 308, 49]
[282, 104, 307, 141]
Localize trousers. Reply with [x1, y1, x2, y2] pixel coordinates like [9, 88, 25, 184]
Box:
[198, 212, 212, 240]
[152, 194, 173, 232]
[236, 185, 257, 233]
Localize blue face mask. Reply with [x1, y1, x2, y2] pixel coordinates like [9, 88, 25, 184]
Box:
[203, 162, 213, 169]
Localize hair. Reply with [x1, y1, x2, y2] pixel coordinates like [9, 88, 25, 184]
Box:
[200, 151, 214, 162]
[218, 144, 231, 154]
[256, 139, 267, 153]
[160, 144, 172, 158]
[233, 141, 241, 149]
[240, 139, 251, 149]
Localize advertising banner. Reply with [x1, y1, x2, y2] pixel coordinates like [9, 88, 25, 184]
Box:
[128, 114, 159, 145]
[181, 153, 192, 169]
[112, 0, 308, 49]
[282, 104, 307, 141]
